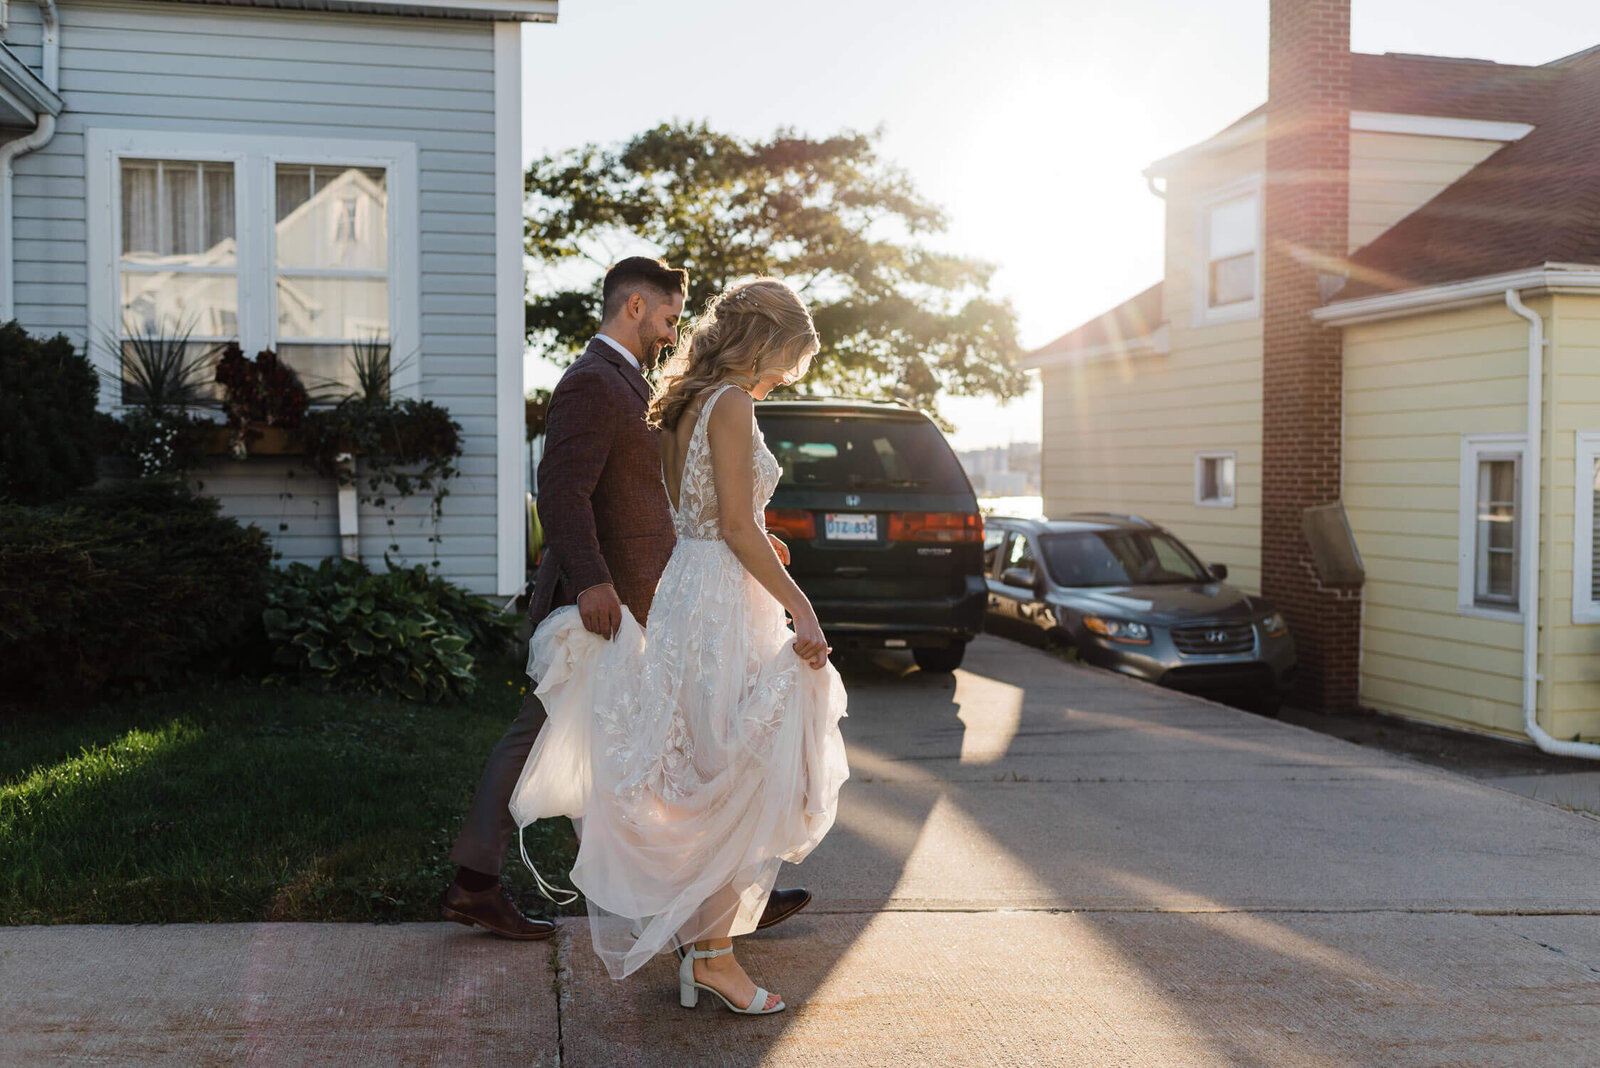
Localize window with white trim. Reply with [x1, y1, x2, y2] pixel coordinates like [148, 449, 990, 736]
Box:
[1205, 195, 1257, 308]
[1194, 178, 1261, 324]
[1458, 435, 1527, 618]
[274, 164, 391, 392]
[85, 129, 419, 409]
[118, 159, 236, 403]
[1572, 432, 1600, 623]
[1195, 451, 1236, 508]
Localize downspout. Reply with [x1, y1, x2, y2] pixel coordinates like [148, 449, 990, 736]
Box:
[1145, 174, 1166, 200]
[1506, 288, 1600, 758]
[0, 0, 60, 320]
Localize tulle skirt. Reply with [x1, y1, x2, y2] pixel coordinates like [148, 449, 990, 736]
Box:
[509, 537, 849, 979]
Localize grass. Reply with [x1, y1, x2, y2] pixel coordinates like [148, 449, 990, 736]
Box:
[0, 656, 578, 925]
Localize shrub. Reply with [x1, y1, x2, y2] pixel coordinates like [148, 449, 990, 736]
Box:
[0, 321, 100, 505]
[0, 478, 273, 699]
[263, 558, 517, 702]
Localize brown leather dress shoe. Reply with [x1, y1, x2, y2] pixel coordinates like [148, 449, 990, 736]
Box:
[756, 887, 811, 930]
[440, 881, 557, 940]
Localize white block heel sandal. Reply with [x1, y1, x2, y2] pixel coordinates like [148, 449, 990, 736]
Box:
[677, 945, 786, 1015]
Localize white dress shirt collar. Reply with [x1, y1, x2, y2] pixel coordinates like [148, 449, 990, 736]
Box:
[595, 333, 641, 372]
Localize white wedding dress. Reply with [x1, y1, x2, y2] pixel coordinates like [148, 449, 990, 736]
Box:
[509, 383, 850, 979]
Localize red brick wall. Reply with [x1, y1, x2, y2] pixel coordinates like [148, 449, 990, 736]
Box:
[1261, 0, 1362, 712]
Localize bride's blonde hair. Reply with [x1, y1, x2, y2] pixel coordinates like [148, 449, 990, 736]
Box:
[647, 278, 820, 431]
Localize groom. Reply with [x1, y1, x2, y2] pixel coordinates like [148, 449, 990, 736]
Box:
[441, 256, 812, 939]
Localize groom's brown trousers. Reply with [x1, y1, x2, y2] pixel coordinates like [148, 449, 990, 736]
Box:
[450, 337, 674, 876]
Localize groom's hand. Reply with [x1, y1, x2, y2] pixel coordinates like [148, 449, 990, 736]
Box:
[766, 532, 790, 566]
[578, 583, 623, 640]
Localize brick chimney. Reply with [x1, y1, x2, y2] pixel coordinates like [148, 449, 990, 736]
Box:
[1261, 0, 1361, 712]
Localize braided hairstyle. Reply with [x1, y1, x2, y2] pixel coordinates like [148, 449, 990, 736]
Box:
[647, 278, 820, 431]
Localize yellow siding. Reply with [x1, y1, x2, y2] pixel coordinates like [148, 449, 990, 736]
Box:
[1342, 302, 1538, 739]
[1347, 132, 1505, 253]
[1545, 294, 1600, 740]
[1042, 140, 1264, 590]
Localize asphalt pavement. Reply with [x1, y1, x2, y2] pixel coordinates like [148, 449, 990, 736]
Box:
[7, 636, 1600, 1066]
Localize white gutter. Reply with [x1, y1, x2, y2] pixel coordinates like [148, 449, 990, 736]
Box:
[1505, 289, 1600, 759]
[0, 0, 59, 320]
[1316, 263, 1600, 326]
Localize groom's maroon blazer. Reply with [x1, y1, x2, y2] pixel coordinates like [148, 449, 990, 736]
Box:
[528, 337, 676, 630]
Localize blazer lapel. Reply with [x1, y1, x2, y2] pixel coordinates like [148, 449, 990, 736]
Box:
[588, 337, 651, 405]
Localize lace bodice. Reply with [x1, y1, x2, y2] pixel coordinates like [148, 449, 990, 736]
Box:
[669, 384, 782, 540]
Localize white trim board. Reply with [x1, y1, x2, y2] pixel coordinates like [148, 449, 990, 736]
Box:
[1144, 110, 1532, 177]
[150, 0, 558, 21]
[1350, 111, 1534, 142]
[493, 21, 526, 597]
[1316, 263, 1600, 326]
[84, 127, 420, 409]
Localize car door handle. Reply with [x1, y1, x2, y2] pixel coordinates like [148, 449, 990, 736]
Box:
[834, 566, 869, 578]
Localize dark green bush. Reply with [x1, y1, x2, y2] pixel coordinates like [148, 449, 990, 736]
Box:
[0, 477, 273, 699]
[263, 558, 517, 702]
[0, 321, 100, 505]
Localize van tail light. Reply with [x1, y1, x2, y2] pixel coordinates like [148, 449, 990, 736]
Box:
[888, 511, 984, 543]
[764, 508, 816, 540]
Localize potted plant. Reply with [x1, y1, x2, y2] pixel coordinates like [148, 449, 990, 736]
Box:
[300, 336, 463, 512]
[105, 318, 221, 477]
[212, 343, 313, 458]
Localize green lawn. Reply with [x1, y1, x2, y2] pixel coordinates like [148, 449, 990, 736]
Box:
[0, 657, 578, 925]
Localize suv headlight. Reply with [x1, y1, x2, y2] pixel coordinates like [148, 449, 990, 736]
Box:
[1259, 612, 1288, 637]
[1083, 616, 1152, 644]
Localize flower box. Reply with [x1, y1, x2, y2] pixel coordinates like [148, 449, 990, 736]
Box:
[202, 424, 307, 457]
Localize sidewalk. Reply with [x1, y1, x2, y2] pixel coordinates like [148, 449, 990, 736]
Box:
[8, 637, 1600, 1066]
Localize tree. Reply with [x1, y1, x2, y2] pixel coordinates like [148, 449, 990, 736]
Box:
[524, 122, 1027, 415]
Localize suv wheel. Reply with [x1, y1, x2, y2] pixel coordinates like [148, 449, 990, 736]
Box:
[913, 642, 967, 673]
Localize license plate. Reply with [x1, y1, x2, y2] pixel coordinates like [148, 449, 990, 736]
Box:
[824, 513, 878, 541]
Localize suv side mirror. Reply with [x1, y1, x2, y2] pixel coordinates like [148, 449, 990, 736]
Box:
[1208, 563, 1229, 581]
[1001, 566, 1035, 591]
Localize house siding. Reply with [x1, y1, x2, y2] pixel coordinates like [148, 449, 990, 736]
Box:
[1342, 301, 1538, 738]
[1546, 294, 1600, 741]
[1347, 131, 1506, 253]
[1043, 139, 1265, 592]
[6, 0, 505, 592]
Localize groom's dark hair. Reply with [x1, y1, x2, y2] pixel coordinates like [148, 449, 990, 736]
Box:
[601, 256, 689, 319]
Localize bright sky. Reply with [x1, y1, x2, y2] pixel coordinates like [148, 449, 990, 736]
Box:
[519, 0, 1600, 451]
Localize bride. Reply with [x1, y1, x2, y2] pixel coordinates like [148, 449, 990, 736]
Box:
[509, 277, 850, 1016]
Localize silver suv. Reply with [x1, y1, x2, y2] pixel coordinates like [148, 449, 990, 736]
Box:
[984, 514, 1296, 713]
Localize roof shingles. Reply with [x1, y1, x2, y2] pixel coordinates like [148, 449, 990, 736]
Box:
[1340, 49, 1600, 300]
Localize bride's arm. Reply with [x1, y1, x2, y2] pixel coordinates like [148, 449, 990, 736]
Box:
[706, 390, 829, 669]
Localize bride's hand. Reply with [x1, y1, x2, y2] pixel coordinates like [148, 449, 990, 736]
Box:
[791, 609, 830, 670]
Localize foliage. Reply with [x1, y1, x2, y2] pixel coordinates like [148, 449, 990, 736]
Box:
[0, 663, 579, 924]
[300, 396, 463, 509]
[0, 321, 101, 505]
[262, 557, 516, 702]
[113, 407, 217, 477]
[523, 122, 1028, 413]
[0, 477, 274, 699]
[526, 388, 551, 441]
[114, 317, 218, 412]
[214, 344, 312, 457]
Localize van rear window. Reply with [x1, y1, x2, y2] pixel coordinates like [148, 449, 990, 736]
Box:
[756, 413, 971, 495]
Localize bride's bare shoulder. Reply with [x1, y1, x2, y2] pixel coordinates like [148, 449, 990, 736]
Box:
[706, 386, 753, 434]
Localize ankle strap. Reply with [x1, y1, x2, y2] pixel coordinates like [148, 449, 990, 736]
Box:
[689, 945, 733, 960]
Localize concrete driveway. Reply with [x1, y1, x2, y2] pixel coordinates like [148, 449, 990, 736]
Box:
[8, 636, 1600, 1066]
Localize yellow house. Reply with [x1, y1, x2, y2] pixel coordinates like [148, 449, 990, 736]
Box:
[1026, 20, 1600, 749]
